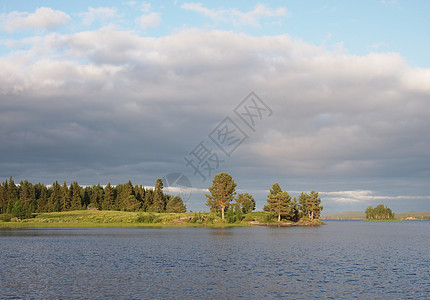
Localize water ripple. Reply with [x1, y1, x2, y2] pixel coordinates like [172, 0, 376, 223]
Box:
[1, 222, 429, 299]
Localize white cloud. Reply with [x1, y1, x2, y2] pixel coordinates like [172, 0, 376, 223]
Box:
[137, 12, 161, 29]
[0, 7, 70, 32]
[80, 7, 118, 26]
[181, 3, 288, 26]
[381, 0, 402, 9]
[141, 2, 152, 13]
[370, 41, 387, 50]
[123, 1, 138, 7]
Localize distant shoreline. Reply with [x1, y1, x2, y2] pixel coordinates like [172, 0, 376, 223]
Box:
[321, 210, 430, 221]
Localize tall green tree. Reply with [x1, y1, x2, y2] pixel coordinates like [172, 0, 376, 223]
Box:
[70, 182, 82, 210]
[166, 196, 187, 213]
[48, 181, 61, 212]
[117, 181, 134, 211]
[365, 206, 374, 219]
[269, 183, 282, 196]
[81, 186, 91, 209]
[0, 180, 8, 213]
[151, 179, 165, 212]
[205, 172, 237, 220]
[12, 199, 32, 219]
[60, 181, 71, 211]
[299, 191, 323, 220]
[143, 189, 153, 211]
[36, 183, 48, 212]
[236, 193, 256, 213]
[90, 184, 103, 210]
[265, 183, 293, 221]
[19, 180, 34, 206]
[103, 183, 114, 210]
[7, 177, 18, 213]
[122, 195, 140, 211]
[134, 185, 145, 209]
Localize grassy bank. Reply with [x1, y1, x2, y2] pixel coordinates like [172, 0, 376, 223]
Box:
[0, 210, 323, 228]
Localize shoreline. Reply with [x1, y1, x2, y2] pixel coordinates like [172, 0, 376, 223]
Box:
[0, 210, 325, 229]
[0, 221, 325, 229]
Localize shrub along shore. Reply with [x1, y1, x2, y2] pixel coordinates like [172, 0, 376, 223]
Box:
[0, 210, 324, 229]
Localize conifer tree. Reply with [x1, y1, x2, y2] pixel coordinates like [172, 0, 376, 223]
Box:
[205, 172, 237, 220]
[70, 182, 82, 210]
[117, 181, 134, 210]
[19, 180, 32, 204]
[266, 183, 293, 222]
[236, 193, 256, 213]
[0, 180, 7, 213]
[90, 184, 103, 209]
[143, 189, 153, 211]
[7, 177, 18, 212]
[166, 196, 186, 213]
[48, 181, 62, 212]
[151, 179, 165, 212]
[298, 191, 323, 220]
[36, 184, 48, 212]
[103, 183, 114, 210]
[61, 181, 71, 211]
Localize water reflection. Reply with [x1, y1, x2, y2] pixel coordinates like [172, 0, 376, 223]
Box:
[207, 227, 235, 236]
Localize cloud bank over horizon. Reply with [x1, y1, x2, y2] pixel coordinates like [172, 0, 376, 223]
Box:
[1, 2, 429, 212]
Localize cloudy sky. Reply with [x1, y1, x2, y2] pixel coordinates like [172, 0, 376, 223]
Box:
[1, 0, 429, 213]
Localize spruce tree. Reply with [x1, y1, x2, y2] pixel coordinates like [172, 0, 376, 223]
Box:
[103, 183, 114, 210]
[48, 181, 62, 212]
[7, 177, 19, 213]
[90, 184, 103, 209]
[0, 180, 7, 213]
[166, 196, 187, 213]
[36, 184, 48, 212]
[61, 181, 71, 211]
[70, 182, 82, 210]
[151, 179, 165, 212]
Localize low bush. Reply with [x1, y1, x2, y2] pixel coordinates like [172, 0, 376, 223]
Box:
[0, 213, 13, 222]
[136, 213, 161, 223]
[243, 215, 255, 222]
[187, 213, 215, 224]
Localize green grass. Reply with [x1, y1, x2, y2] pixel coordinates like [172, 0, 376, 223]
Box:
[0, 210, 322, 228]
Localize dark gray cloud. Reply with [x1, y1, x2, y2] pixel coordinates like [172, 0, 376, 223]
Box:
[1, 28, 429, 212]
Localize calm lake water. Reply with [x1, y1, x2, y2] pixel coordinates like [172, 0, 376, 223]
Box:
[1, 221, 429, 299]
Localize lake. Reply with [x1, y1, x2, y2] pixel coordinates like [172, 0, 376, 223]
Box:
[1, 221, 429, 299]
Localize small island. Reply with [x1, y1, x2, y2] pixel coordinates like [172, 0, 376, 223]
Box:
[0, 173, 324, 228]
[365, 204, 395, 220]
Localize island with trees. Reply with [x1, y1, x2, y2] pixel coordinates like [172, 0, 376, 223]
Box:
[365, 204, 395, 220]
[0, 172, 324, 227]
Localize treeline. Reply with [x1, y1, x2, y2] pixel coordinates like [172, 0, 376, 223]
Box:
[365, 204, 395, 220]
[0, 177, 186, 219]
[264, 183, 323, 222]
[205, 173, 323, 222]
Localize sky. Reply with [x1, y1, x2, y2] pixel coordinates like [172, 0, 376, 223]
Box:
[0, 0, 429, 213]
